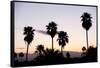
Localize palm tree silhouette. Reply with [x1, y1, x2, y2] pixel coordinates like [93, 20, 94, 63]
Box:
[81, 46, 86, 57]
[23, 26, 35, 61]
[19, 52, 24, 62]
[81, 12, 92, 49]
[46, 21, 57, 50]
[82, 46, 86, 52]
[36, 44, 44, 55]
[57, 31, 69, 54]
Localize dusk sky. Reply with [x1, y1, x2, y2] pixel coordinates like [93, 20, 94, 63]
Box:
[15, 2, 97, 54]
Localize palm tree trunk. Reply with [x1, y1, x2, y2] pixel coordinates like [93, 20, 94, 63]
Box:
[52, 38, 54, 50]
[26, 44, 29, 61]
[86, 30, 89, 49]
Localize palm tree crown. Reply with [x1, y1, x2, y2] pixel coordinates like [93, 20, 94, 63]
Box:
[81, 12, 92, 31]
[46, 21, 57, 38]
[82, 46, 86, 52]
[57, 31, 69, 53]
[24, 26, 35, 45]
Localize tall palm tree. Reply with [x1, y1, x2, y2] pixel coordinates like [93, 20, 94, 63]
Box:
[57, 31, 69, 54]
[46, 21, 57, 50]
[81, 12, 92, 49]
[23, 26, 35, 61]
[19, 52, 24, 62]
[37, 44, 44, 55]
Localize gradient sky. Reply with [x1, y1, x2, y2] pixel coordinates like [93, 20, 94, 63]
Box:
[14, 2, 97, 54]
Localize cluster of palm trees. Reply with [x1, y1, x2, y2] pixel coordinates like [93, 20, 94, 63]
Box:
[17, 12, 92, 62]
[23, 21, 69, 61]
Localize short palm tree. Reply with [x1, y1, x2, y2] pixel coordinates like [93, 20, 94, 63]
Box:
[46, 21, 57, 50]
[81, 46, 86, 57]
[19, 52, 24, 62]
[37, 44, 44, 55]
[57, 31, 69, 54]
[81, 12, 92, 49]
[23, 26, 35, 61]
[82, 46, 86, 52]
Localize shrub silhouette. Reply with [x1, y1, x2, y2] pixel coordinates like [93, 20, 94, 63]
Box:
[34, 48, 66, 65]
[81, 46, 97, 62]
[66, 52, 70, 59]
[19, 52, 24, 62]
[86, 46, 97, 60]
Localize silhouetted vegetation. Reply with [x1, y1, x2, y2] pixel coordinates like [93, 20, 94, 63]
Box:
[57, 31, 69, 54]
[81, 46, 86, 57]
[19, 52, 24, 62]
[82, 46, 97, 61]
[14, 46, 97, 67]
[81, 12, 92, 49]
[36, 44, 45, 55]
[66, 52, 70, 59]
[46, 21, 57, 50]
[23, 26, 35, 61]
[14, 12, 97, 67]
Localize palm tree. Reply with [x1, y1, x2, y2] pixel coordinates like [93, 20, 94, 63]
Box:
[37, 44, 44, 55]
[81, 12, 92, 49]
[23, 26, 35, 61]
[46, 21, 57, 50]
[19, 52, 24, 62]
[82, 46, 86, 52]
[81, 46, 86, 57]
[57, 31, 69, 54]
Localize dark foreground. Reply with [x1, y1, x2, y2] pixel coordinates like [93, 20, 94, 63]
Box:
[13, 47, 97, 67]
